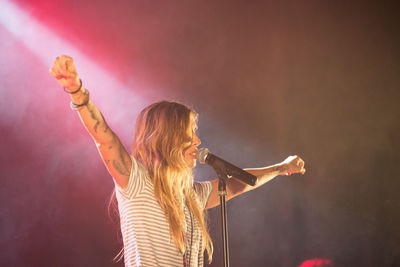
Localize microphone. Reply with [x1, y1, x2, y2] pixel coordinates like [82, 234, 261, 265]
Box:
[196, 148, 257, 186]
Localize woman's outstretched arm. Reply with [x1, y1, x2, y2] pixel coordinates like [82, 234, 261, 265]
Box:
[50, 55, 132, 188]
[205, 155, 305, 209]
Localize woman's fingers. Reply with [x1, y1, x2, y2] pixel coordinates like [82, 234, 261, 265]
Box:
[56, 58, 68, 77]
[50, 55, 75, 79]
[297, 159, 305, 174]
[297, 158, 306, 174]
[49, 65, 57, 77]
[65, 57, 77, 75]
[50, 55, 81, 89]
[284, 156, 306, 175]
[50, 58, 63, 79]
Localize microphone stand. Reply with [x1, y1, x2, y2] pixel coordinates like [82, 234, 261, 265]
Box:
[198, 148, 256, 267]
[212, 165, 231, 267]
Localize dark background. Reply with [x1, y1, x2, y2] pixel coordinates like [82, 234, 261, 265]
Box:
[1, 1, 399, 266]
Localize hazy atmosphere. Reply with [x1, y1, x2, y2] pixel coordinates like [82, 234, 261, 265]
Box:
[1, 1, 399, 266]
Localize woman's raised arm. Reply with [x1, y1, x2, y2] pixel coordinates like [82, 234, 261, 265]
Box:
[50, 55, 132, 188]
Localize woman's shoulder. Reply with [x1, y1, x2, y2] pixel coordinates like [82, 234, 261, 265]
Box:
[193, 181, 212, 208]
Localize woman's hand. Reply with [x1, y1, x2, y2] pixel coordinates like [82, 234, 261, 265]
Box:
[49, 55, 81, 92]
[280, 155, 306, 176]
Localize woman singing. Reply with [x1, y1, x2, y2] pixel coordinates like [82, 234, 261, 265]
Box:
[50, 55, 305, 267]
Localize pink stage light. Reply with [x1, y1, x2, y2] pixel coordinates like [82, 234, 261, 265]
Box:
[0, 0, 148, 141]
[299, 258, 334, 267]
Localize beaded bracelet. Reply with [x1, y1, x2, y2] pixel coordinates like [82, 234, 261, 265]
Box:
[64, 79, 83, 94]
[70, 89, 90, 110]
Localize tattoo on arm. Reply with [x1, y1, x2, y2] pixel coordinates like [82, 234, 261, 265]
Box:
[88, 108, 109, 134]
[114, 144, 130, 176]
[88, 108, 101, 133]
[120, 144, 128, 166]
[89, 108, 96, 120]
[104, 124, 110, 133]
[112, 160, 130, 176]
[94, 121, 100, 133]
[99, 112, 110, 134]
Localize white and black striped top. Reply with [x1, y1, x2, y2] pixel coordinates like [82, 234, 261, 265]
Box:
[114, 156, 212, 267]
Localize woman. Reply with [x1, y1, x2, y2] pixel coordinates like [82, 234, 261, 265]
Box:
[50, 55, 305, 267]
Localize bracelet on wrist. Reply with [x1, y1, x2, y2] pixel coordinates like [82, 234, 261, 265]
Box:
[70, 89, 90, 110]
[64, 79, 82, 94]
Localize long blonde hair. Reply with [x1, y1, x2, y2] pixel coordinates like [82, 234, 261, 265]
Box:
[131, 101, 213, 262]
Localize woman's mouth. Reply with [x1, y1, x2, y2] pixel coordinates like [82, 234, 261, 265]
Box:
[189, 150, 198, 159]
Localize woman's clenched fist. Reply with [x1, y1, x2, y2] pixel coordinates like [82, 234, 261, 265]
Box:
[49, 55, 81, 92]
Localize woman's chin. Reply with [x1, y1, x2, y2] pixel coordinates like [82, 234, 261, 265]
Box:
[186, 160, 196, 169]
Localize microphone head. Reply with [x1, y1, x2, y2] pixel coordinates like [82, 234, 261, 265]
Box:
[196, 148, 209, 164]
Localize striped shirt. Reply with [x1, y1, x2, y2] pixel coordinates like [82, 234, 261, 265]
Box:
[114, 156, 212, 267]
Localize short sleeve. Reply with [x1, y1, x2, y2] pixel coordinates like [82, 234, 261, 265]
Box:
[114, 155, 146, 199]
[193, 181, 213, 209]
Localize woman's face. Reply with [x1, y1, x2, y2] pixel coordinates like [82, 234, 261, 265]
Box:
[183, 114, 201, 168]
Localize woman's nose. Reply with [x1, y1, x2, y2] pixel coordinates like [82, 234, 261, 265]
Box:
[193, 133, 201, 146]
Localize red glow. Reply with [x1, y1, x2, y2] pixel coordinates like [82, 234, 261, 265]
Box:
[299, 258, 334, 267]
